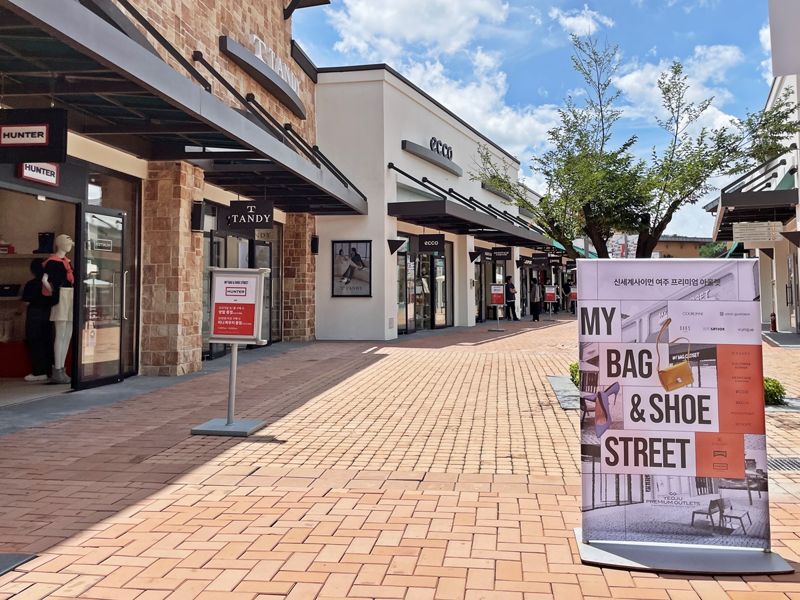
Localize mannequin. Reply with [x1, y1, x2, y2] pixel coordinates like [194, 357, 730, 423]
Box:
[42, 234, 75, 384]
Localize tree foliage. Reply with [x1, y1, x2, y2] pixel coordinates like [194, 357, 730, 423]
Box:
[472, 35, 800, 258]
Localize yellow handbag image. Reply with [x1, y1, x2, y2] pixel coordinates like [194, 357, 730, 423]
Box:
[655, 318, 694, 391]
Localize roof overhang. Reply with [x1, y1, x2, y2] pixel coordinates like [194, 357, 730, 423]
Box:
[713, 189, 798, 241]
[0, 0, 366, 215]
[388, 199, 552, 250]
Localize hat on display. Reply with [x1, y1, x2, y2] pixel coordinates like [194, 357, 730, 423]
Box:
[34, 232, 55, 254]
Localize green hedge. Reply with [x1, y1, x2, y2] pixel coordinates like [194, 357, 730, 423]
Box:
[764, 377, 786, 406]
[569, 362, 580, 388]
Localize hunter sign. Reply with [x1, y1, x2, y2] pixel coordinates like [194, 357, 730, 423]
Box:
[0, 109, 67, 163]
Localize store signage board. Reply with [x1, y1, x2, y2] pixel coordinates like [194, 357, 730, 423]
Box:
[194, 267, 270, 439]
[419, 234, 445, 253]
[209, 268, 268, 345]
[489, 284, 505, 306]
[0, 109, 67, 163]
[226, 198, 274, 231]
[492, 247, 512, 260]
[732, 221, 782, 242]
[17, 162, 60, 187]
[574, 258, 791, 574]
[531, 256, 549, 269]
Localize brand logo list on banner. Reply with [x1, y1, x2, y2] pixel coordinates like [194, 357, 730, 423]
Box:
[577, 259, 771, 551]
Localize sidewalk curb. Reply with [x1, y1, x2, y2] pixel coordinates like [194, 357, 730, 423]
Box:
[547, 375, 580, 410]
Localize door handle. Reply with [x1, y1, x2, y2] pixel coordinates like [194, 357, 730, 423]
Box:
[122, 270, 129, 320]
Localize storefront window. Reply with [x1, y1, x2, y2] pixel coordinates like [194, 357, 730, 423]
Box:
[445, 242, 454, 327]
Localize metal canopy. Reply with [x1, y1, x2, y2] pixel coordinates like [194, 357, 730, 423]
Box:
[711, 148, 798, 241]
[0, 0, 366, 215]
[388, 164, 553, 250]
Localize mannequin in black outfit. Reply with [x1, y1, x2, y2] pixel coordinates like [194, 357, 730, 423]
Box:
[22, 259, 54, 381]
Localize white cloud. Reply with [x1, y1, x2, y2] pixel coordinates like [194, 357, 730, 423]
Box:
[404, 52, 561, 161]
[760, 23, 773, 85]
[548, 4, 614, 37]
[327, 0, 508, 62]
[615, 44, 744, 131]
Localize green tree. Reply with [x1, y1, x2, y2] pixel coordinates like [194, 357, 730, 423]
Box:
[698, 241, 728, 258]
[472, 35, 650, 258]
[473, 37, 800, 259]
[635, 63, 799, 257]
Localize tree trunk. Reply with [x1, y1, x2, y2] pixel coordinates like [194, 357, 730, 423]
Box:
[584, 224, 610, 258]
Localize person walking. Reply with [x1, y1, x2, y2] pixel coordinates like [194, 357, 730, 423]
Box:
[21, 259, 54, 382]
[530, 277, 541, 322]
[504, 275, 519, 321]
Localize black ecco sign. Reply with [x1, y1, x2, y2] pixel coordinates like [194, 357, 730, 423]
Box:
[492, 247, 512, 260]
[429, 137, 454, 160]
[227, 198, 274, 230]
[419, 234, 445, 252]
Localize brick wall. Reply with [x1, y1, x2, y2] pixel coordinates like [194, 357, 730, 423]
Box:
[140, 161, 204, 376]
[122, 0, 315, 143]
[283, 213, 316, 341]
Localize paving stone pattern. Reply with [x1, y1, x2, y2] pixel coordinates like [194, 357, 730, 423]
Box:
[2, 320, 800, 599]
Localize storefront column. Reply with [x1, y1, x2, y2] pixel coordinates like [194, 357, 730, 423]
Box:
[284, 213, 316, 341]
[456, 235, 473, 327]
[759, 250, 775, 324]
[773, 240, 792, 331]
[140, 161, 204, 376]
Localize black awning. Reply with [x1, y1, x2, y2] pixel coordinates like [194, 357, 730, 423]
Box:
[714, 189, 798, 241]
[0, 0, 367, 215]
[388, 164, 553, 250]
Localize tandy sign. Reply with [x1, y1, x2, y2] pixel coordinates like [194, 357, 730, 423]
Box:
[226, 198, 274, 230]
[0, 109, 67, 163]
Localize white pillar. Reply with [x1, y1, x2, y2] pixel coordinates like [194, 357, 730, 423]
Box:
[773, 240, 792, 331]
[759, 250, 775, 324]
[454, 235, 473, 327]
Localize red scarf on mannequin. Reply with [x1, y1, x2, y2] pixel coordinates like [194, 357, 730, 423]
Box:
[42, 255, 75, 296]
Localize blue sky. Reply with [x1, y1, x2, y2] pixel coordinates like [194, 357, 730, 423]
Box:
[293, 1, 773, 237]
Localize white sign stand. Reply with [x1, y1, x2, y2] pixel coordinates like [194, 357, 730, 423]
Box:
[192, 268, 269, 438]
[488, 283, 505, 332]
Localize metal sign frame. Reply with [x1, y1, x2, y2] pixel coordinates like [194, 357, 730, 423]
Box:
[209, 267, 269, 346]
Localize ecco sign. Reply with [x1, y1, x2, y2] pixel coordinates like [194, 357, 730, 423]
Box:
[429, 137, 454, 161]
[17, 162, 60, 187]
[419, 234, 445, 252]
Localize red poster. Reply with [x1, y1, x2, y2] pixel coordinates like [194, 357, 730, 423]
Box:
[544, 286, 557, 303]
[213, 303, 256, 337]
[490, 284, 505, 306]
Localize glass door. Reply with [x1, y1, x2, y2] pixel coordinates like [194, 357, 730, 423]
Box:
[203, 233, 226, 359]
[76, 207, 124, 389]
[397, 253, 407, 333]
[406, 256, 416, 333]
[474, 261, 483, 322]
[416, 255, 432, 329]
[253, 241, 272, 344]
[789, 252, 800, 333]
[433, 255, 447, 328]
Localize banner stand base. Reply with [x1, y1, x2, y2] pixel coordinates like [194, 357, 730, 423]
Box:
[191, 418, 266, 437]
[575, 529, 794, 575]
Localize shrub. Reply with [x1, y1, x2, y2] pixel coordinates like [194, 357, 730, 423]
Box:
[764, 377, 786, 406]
[570, 362, 580, 388]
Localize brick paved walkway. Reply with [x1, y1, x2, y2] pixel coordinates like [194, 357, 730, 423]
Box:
[1, 320, 800, 599]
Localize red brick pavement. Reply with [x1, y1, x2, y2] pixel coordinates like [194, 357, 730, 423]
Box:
[0, 320, 800, 599]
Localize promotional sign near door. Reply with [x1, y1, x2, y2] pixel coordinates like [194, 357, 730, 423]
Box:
[489, 284, 505, 306]
[575, 259, 788, 573]
[210, 268, 268, 344]
[544, 285, 557, 303]
[419, 234, 445, 253]
[0, 108, 68, 163]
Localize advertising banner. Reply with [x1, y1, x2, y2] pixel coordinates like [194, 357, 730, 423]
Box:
[210, 268, 268, 344]
[490, 284, 505, 306]
[577, 259, 770, 549]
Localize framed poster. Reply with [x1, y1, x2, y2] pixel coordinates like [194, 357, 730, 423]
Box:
[577, 259, 772, 551]
[332, 240, 372, 297]
[490, 283, 505, 306]
[544, 285, 557, 303]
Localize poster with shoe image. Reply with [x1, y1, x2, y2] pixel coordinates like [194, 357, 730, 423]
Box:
[332, 241, 371, 297]
[577, 259, 770, 549]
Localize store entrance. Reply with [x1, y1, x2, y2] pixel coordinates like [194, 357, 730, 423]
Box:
[0, 189, 77, 406]
[474, 260, 484, 323]
[414, 252, 449, 330]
